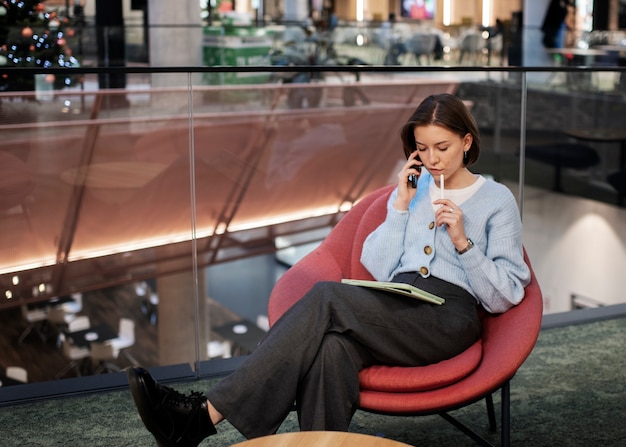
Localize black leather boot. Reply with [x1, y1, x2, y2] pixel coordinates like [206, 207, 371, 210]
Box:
[127, 367, 217, 447]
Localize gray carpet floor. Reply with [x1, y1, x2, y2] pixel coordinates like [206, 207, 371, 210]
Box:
[1, 318, 625, 446]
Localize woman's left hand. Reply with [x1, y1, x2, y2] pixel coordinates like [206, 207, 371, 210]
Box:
[434, 199, 469, 251]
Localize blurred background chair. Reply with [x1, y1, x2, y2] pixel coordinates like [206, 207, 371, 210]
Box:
[63, 293, 83, 314]
[68, 315, 91, 332]
[56, 315, 91, 349]
[5, 366, 28, 383]
[56, 332, 91, 378]
[404, 32, 437, 65]
[282, 26, 307, 46]
[90, 341, 121, 374]
[48, 304, 77, 328]
[459, 32, 486, 64]
[207, 340, 233, 359]
[256, 314, 270, 332]
[110, 317, 137, 365]
[17, 304, 49, 343]
[47, 294, 84, 329]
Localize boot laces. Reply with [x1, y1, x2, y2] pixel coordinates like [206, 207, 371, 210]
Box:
[158, 386, 205, 411]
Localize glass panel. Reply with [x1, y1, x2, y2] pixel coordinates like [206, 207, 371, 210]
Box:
[0, 73, 198, 381]
[2, 63, 626, 390]
[522, 68, 626, 314]
[455, 70, 524, 189]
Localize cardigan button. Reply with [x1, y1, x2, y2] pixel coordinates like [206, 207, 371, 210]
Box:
[424, 246, 432, 255]
[428, 221, 435, 230]
[419, 266, 429, 275]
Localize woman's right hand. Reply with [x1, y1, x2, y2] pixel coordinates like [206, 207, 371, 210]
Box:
[393, 150, 422, 211]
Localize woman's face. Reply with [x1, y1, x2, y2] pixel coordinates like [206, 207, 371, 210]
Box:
[413, 124, 472, 188]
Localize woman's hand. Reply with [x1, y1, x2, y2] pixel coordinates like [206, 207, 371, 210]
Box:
[393, 150, 422, 210]
[433, 199, 469, 251]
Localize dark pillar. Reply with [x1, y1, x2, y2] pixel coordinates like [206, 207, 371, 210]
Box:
[95, 0, 127, 91]
[592, 0, 609, 30]
[131, 0, 149, 62]
[507, 11, 523, 66]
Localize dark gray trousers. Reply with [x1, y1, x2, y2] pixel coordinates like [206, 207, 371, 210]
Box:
[207, 274, 480, 439]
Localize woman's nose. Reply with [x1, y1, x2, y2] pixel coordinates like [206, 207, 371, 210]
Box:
[426, 150, 438, 164]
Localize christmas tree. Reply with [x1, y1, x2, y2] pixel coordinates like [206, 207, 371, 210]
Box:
[0, 0, 80, 92]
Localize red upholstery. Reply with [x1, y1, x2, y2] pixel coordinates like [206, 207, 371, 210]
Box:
[268, 184, 543, 440]
[359, 339, 482, 393]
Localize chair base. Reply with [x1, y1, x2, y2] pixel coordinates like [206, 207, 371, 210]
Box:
[55, 358, 90, 379]
[438, 381, 510, 447]
[93, 361, 121, 375]
[17, 321, 49, 344]
[122, 349, 140, 367]
[361, 380, 511, 447]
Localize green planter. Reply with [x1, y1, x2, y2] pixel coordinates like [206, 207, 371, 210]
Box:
[203, 26, 272, 85]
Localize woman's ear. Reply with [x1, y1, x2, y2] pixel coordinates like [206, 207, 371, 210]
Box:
[463, 133, 473, 150]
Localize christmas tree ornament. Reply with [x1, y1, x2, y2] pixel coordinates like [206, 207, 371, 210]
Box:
[0, 0, 80, 91]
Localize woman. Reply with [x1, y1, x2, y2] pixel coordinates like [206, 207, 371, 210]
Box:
[127, 93, 530, 447]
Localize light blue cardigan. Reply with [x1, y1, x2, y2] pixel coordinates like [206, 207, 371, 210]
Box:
[361, 172, 531, 314]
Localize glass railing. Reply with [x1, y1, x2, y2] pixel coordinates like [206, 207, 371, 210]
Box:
[1, 63, 625, 398]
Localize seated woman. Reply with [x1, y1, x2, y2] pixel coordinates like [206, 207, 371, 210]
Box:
[127, 93, 531, 447]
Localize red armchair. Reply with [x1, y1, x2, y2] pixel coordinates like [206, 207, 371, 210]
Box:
[268, 184, 543, 447]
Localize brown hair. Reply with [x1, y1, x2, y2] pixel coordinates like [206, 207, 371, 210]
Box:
[400, 93, 480, 166]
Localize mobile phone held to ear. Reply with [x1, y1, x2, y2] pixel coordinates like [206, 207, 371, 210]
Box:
[407, 157, 421, 188]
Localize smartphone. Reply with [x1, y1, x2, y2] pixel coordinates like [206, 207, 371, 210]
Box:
[407, 156, 421, 188]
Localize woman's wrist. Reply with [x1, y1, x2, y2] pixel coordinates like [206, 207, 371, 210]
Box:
[456, 238, 474, 254]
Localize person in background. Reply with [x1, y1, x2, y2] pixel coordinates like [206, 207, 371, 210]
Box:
[381, 12, 407, 65]
[73, 0, 86, 26]
[563, 1, 579, 48]
[482, 18, 506, 65]
[541, 0, 572, 49]
[126, 94, 531, 447]
[328, 11, 338, 31]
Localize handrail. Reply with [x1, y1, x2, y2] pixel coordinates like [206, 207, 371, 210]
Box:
[0, 100, 430, 133]
[2, 64, 626, 77]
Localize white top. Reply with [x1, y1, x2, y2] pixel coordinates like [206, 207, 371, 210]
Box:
[430, 174, 486, 212]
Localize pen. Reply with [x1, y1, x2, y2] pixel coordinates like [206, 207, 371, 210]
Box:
[440, 174, 444, 200]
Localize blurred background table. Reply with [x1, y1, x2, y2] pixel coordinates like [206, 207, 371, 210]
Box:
[546, 47, 608, 65]
[65, 323, 117, 348]
[213, 319, 267, 356]
[564, 128, 626, 205]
